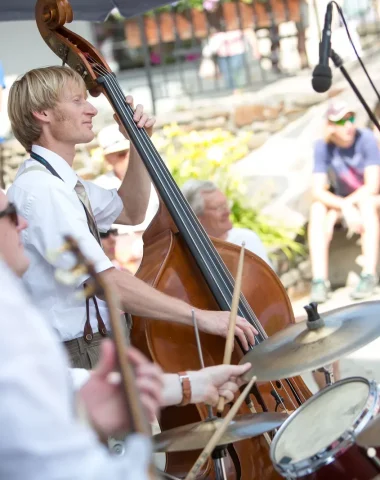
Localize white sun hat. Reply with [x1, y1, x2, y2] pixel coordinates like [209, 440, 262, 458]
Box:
[97, 124, 130, 155]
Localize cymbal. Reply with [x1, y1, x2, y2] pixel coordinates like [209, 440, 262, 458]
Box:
[239, 301, 380, 382]
[153, 413, 287, 452]
[356, 416, 380, 448]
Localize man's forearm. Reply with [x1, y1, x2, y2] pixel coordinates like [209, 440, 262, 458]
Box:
[345, 185, 376, 204]
[102, 268, 193, 325]
[161, 374, 183, 406]
[314, 190, 345, 209]
[118, 148, 151, 225]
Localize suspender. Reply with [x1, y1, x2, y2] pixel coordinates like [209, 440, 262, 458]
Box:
[30, 151, 63, 179]
[24, 152, 107, 343]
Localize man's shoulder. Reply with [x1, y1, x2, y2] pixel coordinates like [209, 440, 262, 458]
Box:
[357, 127, 377, 143]
[314, 139, 333, 154]
[228, 227, 260, 241]
[91, 171, 121, 190]
[10, 161, 68, 196]
[8, 163, 77, 216]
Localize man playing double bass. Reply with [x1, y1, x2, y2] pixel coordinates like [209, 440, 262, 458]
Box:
[7, 66, 257, 369]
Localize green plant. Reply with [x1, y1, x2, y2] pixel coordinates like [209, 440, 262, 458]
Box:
[231, 200, 305, 258]
[152, 124, 304, 258]
[145, 0, 263, 15]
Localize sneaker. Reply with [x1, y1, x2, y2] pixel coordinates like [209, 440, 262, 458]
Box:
[310, 279, 331, 304]
[350, 274, 378, 300]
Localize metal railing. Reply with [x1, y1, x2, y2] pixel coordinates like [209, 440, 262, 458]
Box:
[93, 0, 380, 112]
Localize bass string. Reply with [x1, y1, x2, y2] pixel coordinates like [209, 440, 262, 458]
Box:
[89, 58, 262, 333]
[90, 59, 268, 341]
[103, 67, 300, 411]
[105, 69, 300, 411]
[89, 57, 300, 410]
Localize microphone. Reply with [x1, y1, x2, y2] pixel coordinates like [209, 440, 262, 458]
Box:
[312, 2, 333, 93]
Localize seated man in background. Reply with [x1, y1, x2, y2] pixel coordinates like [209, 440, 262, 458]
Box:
[99, 227, 129, 271]
[95, 124, 131, 190]
[95, 124, 159, 272]
[309, 100, 380, 303]
[182, 179, 271, 266]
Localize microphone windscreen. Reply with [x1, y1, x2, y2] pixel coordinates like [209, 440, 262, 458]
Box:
[311, 64, 332, 93]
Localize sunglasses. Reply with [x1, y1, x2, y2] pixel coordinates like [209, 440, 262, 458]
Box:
[100, 228, 119, 239]
[331, 115, 355, 126]
[0, 203, 18, 227]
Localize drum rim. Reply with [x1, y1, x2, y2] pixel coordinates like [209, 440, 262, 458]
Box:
[270, 376, 379, 478]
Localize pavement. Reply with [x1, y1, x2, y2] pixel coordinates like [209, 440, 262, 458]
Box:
[292, 287, 380, 394]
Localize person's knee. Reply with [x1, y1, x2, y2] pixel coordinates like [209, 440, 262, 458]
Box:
[357, 195, 379, 219]
[309, 201, 328, 221]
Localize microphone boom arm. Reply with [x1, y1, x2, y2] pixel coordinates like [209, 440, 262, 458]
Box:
[330, 49, 380, 133]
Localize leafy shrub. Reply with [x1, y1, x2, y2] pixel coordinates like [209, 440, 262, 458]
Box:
[152, 124, 304, 257]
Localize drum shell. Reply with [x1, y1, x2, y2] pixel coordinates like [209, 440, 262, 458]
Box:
[271, 377, 380, 480]
[299, 444, 380, 480]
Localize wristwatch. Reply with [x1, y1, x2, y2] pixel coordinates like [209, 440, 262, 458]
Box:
[178, 371, 192, 406]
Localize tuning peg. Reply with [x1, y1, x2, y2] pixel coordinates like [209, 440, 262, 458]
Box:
[45, 242, 70, 264]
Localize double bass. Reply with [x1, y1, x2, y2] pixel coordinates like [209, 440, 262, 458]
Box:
[35, 1, 312, 477]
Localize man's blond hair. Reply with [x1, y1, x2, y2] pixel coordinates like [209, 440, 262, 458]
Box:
[8, 66, 85, 152]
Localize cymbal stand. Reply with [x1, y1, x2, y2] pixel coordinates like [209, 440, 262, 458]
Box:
[316, 365, 334, 387]
[212, 446, 228, 480]
[192, 310, 228, 480]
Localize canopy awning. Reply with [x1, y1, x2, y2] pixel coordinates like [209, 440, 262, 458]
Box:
[0, 0, 170, 22]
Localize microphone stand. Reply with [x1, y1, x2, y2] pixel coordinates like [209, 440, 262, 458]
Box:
[330, 49, 380, 133]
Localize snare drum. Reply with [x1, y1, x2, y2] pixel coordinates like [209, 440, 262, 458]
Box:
[271, 377, 380, 479]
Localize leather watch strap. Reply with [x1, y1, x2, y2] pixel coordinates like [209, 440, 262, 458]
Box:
[178, 371, 192, 406]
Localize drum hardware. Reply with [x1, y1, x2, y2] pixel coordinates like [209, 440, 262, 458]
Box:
[366, 447, 380, 471]
[270, 377, 380, 479]
[357, 413, 380, 448]
[271, 389, 286, 411]
[239, 301, 380, 382]
[211, 446, 228, 480]
[315, 365, 334, 387]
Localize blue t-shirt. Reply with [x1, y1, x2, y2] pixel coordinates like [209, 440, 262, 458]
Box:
[313, 128, 380, 197]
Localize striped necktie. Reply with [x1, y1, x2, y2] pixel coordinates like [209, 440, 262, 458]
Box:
[74, 180, 102, 246]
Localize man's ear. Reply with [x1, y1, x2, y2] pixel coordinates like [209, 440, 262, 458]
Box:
[32, 110, 50, 124]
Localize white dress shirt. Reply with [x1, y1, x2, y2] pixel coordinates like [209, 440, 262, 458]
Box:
[227, 227, 272, 267]
[0, 261, 151, 480]
[93, 170, 159, 233]
[7, 145, 123, 341]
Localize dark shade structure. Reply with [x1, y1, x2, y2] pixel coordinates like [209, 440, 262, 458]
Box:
[0, 0, 171, 22]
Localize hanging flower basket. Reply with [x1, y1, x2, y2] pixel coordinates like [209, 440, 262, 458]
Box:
[125, 0, 302, 48]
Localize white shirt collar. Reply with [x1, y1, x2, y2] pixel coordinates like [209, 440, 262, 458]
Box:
[31, 145, 78, 190]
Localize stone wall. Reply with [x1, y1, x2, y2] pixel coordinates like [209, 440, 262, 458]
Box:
[0, 85, 336, 186]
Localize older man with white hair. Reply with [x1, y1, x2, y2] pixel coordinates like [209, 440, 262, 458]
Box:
[182, 179, 271, 266]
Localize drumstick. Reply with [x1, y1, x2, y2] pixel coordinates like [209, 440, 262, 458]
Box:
[217, 242, 245, 414]
[184, 375, 257, 480]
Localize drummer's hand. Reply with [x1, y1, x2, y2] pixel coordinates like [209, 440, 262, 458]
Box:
[196, 310, 257, 351]
[78, 340, 163, 438]
[188, 363, 252, 405]
[113, 95, 156, 138]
